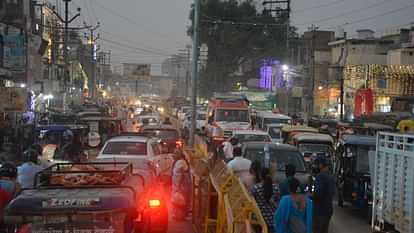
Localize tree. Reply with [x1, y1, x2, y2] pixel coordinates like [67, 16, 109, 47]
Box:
[188, 0, 296, 97]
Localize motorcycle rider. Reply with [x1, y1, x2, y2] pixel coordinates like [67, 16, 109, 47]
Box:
[17, 149, 43, 189]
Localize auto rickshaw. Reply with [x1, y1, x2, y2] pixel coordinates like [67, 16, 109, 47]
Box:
[336, 121, 394, 139]
[281, 125, 318, 144]
[291, 132, 334, 164]
[397, 119, 414, 133]
[34, 124, 89, 162]
[335, 134, 376, 212]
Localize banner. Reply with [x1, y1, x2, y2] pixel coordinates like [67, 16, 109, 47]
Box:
[0, 87, 28, 112]
[3, 34, 26, 71]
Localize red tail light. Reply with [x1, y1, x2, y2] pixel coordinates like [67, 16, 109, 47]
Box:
[149, 199, 161, 208]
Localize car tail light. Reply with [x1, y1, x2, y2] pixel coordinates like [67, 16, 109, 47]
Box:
[149, 199, 161, 208]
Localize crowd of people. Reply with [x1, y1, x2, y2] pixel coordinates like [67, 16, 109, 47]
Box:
[224, 137, 336, 233]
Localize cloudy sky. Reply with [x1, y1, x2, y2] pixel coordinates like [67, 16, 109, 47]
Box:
[65, 0, 413, 68]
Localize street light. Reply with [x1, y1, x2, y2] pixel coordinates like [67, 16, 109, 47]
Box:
[282, 64, 289, 71]
[318, 85, 323, 90]
[20, 83, 26, 88]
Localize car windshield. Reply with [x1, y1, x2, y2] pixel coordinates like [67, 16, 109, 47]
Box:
[298, 144, 331, 153]
[264, 118, 291, 125]
[245, 148, 306, 172]
[197, 113, 206, 120]
[144, 129, 178, 139]
[141, 118, 158, 124]
[268, 127, 281, 139]
[216, 109, 249, 122]
[102, 142, 147, 155]
[234, 134, 270, 143]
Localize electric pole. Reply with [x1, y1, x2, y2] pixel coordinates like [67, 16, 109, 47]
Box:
[189, 0, 200, 147]
[88, 23, 100, 99]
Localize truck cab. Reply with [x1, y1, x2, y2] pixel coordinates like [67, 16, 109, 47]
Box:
[205, 96, 251, 145]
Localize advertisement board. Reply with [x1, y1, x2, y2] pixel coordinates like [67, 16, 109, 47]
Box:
[3, 34, 26, 71]
[0, 87, 28, 112]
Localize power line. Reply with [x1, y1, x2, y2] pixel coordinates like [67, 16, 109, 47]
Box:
[332, 2, 414, 28]
[100, 29, 175, 55]
[292, 0, 345, 13]
[90, 0, 184, 45]
[101, 37, 170, 56]
[295, 0, 392, 26]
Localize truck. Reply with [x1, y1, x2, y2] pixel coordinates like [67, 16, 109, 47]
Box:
[205, 95, 251, 146]
[4, 162, 168, 233]
[371, 132, 414, 233]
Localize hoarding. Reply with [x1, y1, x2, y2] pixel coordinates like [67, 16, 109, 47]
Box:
[3, 34, 25, 71]
[0, 87, 28, 112]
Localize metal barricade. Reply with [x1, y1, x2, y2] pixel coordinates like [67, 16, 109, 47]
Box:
[184, 148, 268, 233]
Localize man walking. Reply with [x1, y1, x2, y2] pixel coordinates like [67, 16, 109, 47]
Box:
[226, 147, 251, 186]
[313, 156, 335, 233]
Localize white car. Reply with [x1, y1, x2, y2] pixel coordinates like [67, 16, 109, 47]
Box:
[232, 130, 271, 144]
[97, 135, 174, 180]
[265, 123, 284, 143]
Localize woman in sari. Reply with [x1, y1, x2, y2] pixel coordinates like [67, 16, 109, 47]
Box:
[274, 178, 312, 233]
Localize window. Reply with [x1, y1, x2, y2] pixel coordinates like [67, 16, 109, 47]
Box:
[245, 148, 306, 172]
[268, 127, 281, 139]
[216, 109, 249, 122]
[151, 142, 162, 155]
[144, 129, 178, 139]
[234, 134, 270, 143]
[264, 118, 291, 125]
[102, 142, 147, 155]
[197, 113, 206, 120]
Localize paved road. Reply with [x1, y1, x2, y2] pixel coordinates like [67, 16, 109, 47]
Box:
[331, 205, 371, 233]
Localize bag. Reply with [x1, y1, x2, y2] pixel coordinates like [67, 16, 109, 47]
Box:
[288, 215, 306, 233]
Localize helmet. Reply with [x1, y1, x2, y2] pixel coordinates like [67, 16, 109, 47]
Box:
[62, 130, 74, 141]
[31, 144, 43, 156]
[0, 162, 17, 178]
[23, 149, 39, 164]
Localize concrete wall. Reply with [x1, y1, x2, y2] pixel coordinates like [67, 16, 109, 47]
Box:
[387, 48, 414, 65]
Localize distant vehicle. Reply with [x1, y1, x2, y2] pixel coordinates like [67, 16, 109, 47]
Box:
[177, 106, 192, 122]
[232, 130, 271, 144]
[205, 96, 251, 146]
[183, 111, 207, 132]
[265, 123, 284, 143]
[97, 135, 174, 186]
[291, 132, 334, 164]
[241, 142, 311, 187]
[137, 115, 161, 131]
[308, 117, 338, 136]
[80, 116, 122, 147]
[256, 111, 292, 129]
[141, 125, 181, 153]
[281, 125, 319, 144]
[335, 134, 376, 211]
[4, 162, 168, 233]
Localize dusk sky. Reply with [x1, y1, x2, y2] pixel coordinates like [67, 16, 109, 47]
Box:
[66, 0, 414, 68]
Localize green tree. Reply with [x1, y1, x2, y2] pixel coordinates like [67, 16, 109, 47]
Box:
[189, 0, 295, 97]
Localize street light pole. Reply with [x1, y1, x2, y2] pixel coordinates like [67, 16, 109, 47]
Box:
[189, 0, 200, 147]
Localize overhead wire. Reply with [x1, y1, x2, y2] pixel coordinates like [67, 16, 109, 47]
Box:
[292, 0, 345, 13]
[101, 37, 171, 56]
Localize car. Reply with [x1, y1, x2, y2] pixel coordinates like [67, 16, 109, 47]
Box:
[136, 115, 161, 131]
[183, 110, 207, 132]
[241, 142, 312, 188]
[265, 123, 284, 143]
[232, 130, 271, 144]
[141, 125, 182, 153]
[97, 135, 174, 182]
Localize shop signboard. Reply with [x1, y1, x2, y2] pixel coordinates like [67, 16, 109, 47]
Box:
[3, 34, 26, 71]
[0, 87, 28, 112]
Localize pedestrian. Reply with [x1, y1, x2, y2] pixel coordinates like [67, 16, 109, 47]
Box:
[274, 177, 313, 233]
[0, 162, 20, 232]
[171, 149, 191, 220]
[222, 137, 239, 162]
[313, 156, 336, 233]
[251, 167, 280, 232]
[17, 150, 43, 189]
[244, 160, 261, 191]
[226, 147, 252, 186]
[279, 164, 304, 197]
[58, 130, 81, 162]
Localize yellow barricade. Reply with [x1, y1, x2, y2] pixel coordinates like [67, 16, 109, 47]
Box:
[184, 148, 268, 233]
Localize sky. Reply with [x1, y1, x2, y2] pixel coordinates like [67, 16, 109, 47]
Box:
[65, 0, 414, 69]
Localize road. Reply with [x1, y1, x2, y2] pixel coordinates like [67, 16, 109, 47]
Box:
[166, 205, 371, 233]
[331, 205, 371, 233]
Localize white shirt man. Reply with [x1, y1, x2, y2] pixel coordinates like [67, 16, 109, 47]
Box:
[226, 148, 252, 185]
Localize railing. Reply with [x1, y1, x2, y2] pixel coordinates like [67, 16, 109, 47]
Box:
[184, 147, 268, 233]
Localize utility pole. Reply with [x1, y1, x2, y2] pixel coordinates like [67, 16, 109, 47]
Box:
[51, 0, 80, 109]
[309, 24, 318, 117]
[189, 0, 200, 147]
[88, 23, 100, 99]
